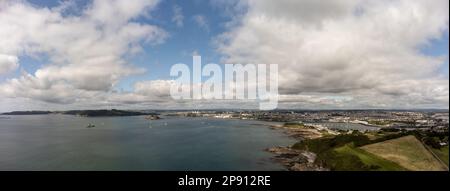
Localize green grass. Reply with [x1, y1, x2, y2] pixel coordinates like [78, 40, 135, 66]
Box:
[335, 144, 406, 171]
[292, 133, 447, 171]
[292, 134, 401, 171]
[362, 136, 448, 171]
[292, 134, 371, 153]
[432, 146, 449, 166]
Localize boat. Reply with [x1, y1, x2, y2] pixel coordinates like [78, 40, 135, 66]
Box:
[86, 123, 95, 128]
[145, 115, 161, 120]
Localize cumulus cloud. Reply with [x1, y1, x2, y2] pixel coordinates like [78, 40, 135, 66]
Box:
[217, 0, 449, 109]
[0, 0, 167, 103]
[1, 0, 449, 110]
[0, 54, 18, 75]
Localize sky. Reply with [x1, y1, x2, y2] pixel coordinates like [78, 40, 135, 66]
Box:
[0, 0, 449, 112]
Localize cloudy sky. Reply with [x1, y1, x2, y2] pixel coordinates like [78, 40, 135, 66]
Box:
[0, 0, 448, 112]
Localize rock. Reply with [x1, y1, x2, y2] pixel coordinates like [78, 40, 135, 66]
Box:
[266, 124, 328, 171]
[267, 146, 326, 171]
[289, 163, 328, 171]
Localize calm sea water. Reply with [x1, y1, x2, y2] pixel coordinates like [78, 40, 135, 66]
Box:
[0, 115, 295, 171]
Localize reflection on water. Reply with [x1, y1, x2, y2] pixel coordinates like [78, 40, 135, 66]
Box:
[0, 115, 295, 171]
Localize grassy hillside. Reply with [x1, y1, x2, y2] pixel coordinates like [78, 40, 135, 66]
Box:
[292, 134, 405, 171]
[335, 145, 406, 171]
[432, 146, 449, 166]
[361, 136, 447, 171]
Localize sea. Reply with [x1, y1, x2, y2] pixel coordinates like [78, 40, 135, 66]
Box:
[0, 115, 295, 171]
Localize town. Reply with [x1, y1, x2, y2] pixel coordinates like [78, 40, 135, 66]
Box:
[167, 110, 448, 133]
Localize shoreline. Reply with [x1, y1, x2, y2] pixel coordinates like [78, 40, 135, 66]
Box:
[266, 123, 330, 171]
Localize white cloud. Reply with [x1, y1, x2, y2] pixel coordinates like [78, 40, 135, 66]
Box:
[0, 0, 167, 103]
[209, 0, 247, 18]
[134, 80, 173, 98]
[1, 0, 449, 110]
[217, 0, 449, 109]
[0, 54, 18, 75]
[85, 0, 160, 26]
[193, 15, 210, 32]
[172, 4, 184, 27]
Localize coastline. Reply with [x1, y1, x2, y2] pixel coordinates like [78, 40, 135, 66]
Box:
[266, 123, 330, 171]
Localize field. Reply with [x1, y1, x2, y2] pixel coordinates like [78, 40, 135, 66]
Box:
[432, 146, 449, 166]
[335, 145, 406, 171]
[361, 136, 447, 171]
[293, 134, 407, 171]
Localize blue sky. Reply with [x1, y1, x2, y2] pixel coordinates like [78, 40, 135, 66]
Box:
[8, 0, 234, 91]
[0, 0, 448, 111]
[421, 31, 449, 77]
[7, 0, 239, 91]
[118, 0, 231, 91]
[14, 0, 449, 90]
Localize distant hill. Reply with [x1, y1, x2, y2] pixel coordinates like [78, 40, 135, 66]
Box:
[2, 109, 150, 117]
[1, 111, 52, 115]
[63, 109, 148, 117]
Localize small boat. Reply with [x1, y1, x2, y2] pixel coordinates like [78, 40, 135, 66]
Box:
[145, 115, 161, 120]
[86, 123, 95, 128]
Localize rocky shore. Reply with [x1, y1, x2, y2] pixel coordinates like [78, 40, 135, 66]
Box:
[269, 124, 324, 139]
[267, 123, 328, 171]
[266, 147, 327, 171]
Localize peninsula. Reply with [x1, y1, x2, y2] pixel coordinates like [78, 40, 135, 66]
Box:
[1, 109, 151, 117]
